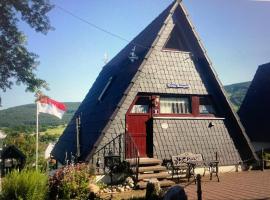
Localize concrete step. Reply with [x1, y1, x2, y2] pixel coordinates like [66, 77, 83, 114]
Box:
[132, 165, 167, 173]
[137, 179, 175, 189]
[126, 157, 162, 166]
[138, 171, 169, 180]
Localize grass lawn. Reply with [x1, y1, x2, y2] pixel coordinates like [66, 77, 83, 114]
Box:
[40, 124, 66, 137]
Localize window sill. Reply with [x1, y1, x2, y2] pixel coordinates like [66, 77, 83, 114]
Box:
[161, 48, 191, 54]
[153, 116, 225, 120]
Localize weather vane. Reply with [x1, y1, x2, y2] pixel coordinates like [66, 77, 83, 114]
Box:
[103, 52, 109, 65]
[129, 46, 138, 62]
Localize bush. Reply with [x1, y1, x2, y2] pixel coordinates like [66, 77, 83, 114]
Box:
[49, 163, 95, 200]
[1, 170, 48, 200]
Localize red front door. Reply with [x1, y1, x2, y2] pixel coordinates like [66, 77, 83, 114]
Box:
[126, 96, 151, 158]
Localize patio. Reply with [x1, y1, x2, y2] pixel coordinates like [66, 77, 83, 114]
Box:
[102, 170, 270, 200]
[182, 170, 270, 200]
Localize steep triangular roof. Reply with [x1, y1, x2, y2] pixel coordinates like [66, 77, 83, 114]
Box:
[239, 62, 270, 142]
[52, 0, 258, 164]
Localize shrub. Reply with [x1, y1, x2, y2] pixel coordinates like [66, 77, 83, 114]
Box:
[0, 170, 48, 200]
[49, 163, 95, 200]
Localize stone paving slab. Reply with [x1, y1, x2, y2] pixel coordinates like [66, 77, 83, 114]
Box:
[180, 170, 270, 200]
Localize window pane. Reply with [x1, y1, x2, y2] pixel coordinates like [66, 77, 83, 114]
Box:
[199, 96, 215, 114]
[160, 97, 191, 114]
[131, 97, 149, 113]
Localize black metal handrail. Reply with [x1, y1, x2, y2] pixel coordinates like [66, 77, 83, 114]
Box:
[90, 132, 140, 184]
[91, 134, 123, 174]
[125, 132, 140, 184]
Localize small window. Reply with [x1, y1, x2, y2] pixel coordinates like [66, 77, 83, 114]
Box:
[160, 97, 191, 114]
[131, 97, 150, 114]
[98, 76, 113, 101]
[163, 26, 189, 52]
[199, 96, 216, 114]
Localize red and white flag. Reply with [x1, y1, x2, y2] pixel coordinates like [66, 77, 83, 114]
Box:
[37, 96, 67, 119]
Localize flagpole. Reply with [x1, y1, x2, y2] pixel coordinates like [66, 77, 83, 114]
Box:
[36, 101, 39, 171]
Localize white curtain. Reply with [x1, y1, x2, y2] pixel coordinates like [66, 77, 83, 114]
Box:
[160, 97, 190, 114]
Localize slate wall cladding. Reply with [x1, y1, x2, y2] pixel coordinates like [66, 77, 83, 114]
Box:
[153, 119, 241, 165]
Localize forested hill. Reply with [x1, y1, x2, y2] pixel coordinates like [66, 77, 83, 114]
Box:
[224, 81, 251, 109]
[0, 81, 251, 128]
[0, 102, 80, 128]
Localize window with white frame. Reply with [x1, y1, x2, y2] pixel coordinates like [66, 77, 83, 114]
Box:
[160, 97, 191, 114]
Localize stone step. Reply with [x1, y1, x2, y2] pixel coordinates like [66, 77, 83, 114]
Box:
[126, 157, 162, 166]
[138, 171, 169, 180]
[137, 179, 175, 189]
[132, 165, 167, 173]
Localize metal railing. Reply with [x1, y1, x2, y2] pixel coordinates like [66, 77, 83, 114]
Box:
[91, 134, 123, 174]
[90, 132, 140, 184]
[125, 132, 140, 183]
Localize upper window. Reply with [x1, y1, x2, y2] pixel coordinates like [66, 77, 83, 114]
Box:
[98, 76, 113, 102]
[131, 97, 150, 114]
[199, 96, 216, 114]
[160, 97, 191, 114]
[163, 26, 189, 52]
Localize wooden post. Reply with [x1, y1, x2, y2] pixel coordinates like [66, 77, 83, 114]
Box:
[76, 116, 81, 160]
[197, 174, 202, 200]
[261, 148, 264, 171]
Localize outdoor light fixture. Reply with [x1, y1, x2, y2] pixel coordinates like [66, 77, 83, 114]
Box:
[104, 151, 121, 185]
[104, 151, 121, 170]
[208, 122, 215, 128]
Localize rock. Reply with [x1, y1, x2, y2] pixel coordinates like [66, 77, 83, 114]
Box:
[118, 187, 125, 192]
[103, 188, 110, 193]
[145, 180, 161, 200]
[112, 188, 117, 193]
[163, 185, 187, 200]
[125, 177, 134, 184]
[88, 184, 100, 194]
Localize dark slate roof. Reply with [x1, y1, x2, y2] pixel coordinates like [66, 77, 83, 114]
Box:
[1, 145, 26, 160]
[239, 62, 270, 142]
[52, 2, 175, 163]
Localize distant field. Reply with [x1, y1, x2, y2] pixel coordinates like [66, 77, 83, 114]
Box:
[39, 124, 66, 136]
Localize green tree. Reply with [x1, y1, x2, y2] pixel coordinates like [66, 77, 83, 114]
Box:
[0, 0, 53, 96]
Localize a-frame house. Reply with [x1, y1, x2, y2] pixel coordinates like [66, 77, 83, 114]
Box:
[52, 0, 257, 167]
[239, 62, 270, 151]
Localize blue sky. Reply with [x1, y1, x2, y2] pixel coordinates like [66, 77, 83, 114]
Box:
[1, 0, 270, 109]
